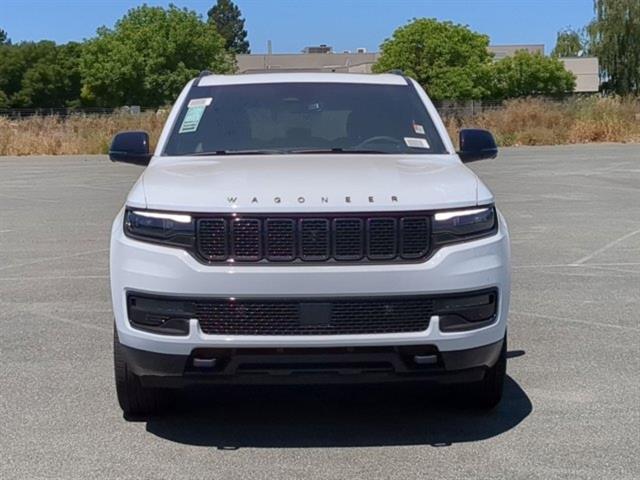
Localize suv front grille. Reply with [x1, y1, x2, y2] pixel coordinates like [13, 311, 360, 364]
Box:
[196, 297, 434, 335]
[197, 213, 430, 263]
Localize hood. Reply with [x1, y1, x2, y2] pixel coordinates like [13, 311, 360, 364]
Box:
[132, 154, 487, 213]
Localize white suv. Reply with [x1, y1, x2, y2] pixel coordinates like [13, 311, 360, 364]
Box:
[109, 72, 510, 415]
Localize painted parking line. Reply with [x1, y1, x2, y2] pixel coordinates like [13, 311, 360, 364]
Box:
[571, 227, 640, 265]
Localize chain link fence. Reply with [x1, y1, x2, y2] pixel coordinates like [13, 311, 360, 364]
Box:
[0, 106, 159, 119]
[432, 100, 506, 118]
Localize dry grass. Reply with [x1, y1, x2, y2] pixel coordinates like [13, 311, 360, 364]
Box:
[446, 96, 640, 148]
[0, 111, 168, 156]
[0, 97, 638, 155]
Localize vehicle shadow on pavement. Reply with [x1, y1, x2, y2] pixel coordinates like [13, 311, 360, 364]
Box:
[144, 373, 531, 449]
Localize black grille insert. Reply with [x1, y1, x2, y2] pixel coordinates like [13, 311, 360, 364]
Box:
[196, 213, 431, 263]
[367, 218, 397, 259]
[265, 219, 296, 261]
[196, 297, 434, 335]
[300, 219, 330, 260]
[197, 219, 227, 261]
[232, 219, 261, 260]
[333, 218, 364, 260]
[401, 217, 430, 259]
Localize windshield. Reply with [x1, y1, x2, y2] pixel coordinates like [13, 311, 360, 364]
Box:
[163, 82, 447, 156]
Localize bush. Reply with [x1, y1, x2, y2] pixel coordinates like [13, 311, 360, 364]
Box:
[567, 96, 640, 143]
[447, 96, 640, 147]
[0, 111, 168, 156]
[489, 51, 576, 99]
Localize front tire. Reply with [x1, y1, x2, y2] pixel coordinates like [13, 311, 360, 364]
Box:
[113, 328, 170, 416]
[466, 336, 507, 410]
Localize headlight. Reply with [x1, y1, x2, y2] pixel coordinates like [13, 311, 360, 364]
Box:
[432, 206, 497, 246]
[124, 209, 195, 247]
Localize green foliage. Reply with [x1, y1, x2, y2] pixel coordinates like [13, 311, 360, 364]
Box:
[551, 28, 587, 57]
[489, 51, 576, 99]
[0, 90, 8, 108]
[208, 0, 250, 54]
[588, 0, 640, 95]
[0, 41, 81, 108]
[0, 28, 9, 45]
[374, 18, 577, 101]
[373, 18, 494, 100]
[80, 5, 233, 107]
[0, 44, 24, 99]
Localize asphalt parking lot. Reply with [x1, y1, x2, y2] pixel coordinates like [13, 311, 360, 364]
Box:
[1, 144, 639, 479]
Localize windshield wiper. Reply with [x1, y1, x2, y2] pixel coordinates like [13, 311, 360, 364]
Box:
[185, 147, 393, 156]
[288, 148, 391, 154]
[188, 149, 286, 156]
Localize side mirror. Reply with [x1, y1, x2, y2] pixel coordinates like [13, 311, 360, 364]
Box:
[457, 129, 498, 163]
[109, 131, 152, 166]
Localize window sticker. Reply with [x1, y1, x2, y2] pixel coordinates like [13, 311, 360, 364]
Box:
[413, 123, 425, 135]
[179, 98, 213, 134]
[188, 97, 213, 108]
[404, 137, 430, 149]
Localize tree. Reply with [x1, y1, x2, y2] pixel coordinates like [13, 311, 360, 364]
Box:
[588, 0, 640, 95]
[0, 41, 82, 108]
[490, 51, 576, 99]
[0, 28, 10, 108]
[13, 42, 82, 107]
[552, 28, 587, 57]
[80, 5, 233, 107]
[373, 18, 493, 100]
[207, 0, 250, 54]
[0, 44, 22, 100]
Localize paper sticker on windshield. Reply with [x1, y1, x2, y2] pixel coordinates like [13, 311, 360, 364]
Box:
[188, 97, 212, 108]
[413, 123, 425, 135]
[404, 137, 430, 149]
[179, 98, 212, 133]
[179, 107, 205, 133]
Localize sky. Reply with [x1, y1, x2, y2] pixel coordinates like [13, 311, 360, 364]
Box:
[2, 0, 595, 54]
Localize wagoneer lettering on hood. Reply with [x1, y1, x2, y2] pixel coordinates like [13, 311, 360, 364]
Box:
[133, 154, 492, 212]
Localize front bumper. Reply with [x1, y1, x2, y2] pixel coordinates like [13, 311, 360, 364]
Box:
[120, 336, 505, 388]
[110, 208, 510, 356]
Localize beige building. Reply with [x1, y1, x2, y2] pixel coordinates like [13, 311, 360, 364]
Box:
[236, 44, 599, 92]
[488, 44, 544, 59]
[559, 57, 600, 93]
[236, 52, 380, 74]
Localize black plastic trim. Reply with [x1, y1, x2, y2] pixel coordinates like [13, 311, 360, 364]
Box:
[197, 70, 212, 86]
[120, 337, 505, 387]
[127, 287, 498, 305]
[122, 205, 499, 266]
[126, 288, 499, 336]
